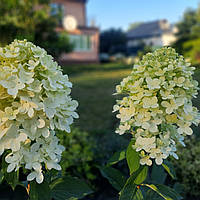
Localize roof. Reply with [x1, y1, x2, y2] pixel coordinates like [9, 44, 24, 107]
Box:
[67, 0, 88, 3]
[127, 20, 173, 39]
[53, 0, 88, 3]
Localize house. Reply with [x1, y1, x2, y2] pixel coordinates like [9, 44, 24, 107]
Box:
[52, 0, 99, 63]
[127, 20, 177, 54]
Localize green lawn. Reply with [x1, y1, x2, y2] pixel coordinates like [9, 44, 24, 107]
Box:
[65, 63, 132, 133]
[62, 62, 131, 75]
[62, 63, 132, 165]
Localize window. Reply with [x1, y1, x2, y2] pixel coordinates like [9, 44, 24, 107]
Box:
[69, 35, 92, 52]
[50, 3, 64, 25]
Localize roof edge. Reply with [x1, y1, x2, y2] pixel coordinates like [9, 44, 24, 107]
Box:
[66, 0, 88, 3]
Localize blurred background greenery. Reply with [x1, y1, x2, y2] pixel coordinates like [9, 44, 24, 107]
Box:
[0, 0, 73, 59]
[0, 0, 200, 200]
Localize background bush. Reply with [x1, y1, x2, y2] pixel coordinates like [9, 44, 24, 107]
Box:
[173, 136, 200, 198]
[0, 0, 73, 58]
[57, 127, 96, 181]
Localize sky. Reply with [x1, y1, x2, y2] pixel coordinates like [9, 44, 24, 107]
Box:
[87, 0, 200, 31]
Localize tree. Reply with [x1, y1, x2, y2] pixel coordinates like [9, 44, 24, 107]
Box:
[0, 0, 73, 58]
[176, 8, 197, 38]
[34, 13, 73, 58]
[183, 38, 200, 64]
[173, 5, 200, 64]
[100, 28, 127, 55]
[173, 8, 197, 54]
[127, 22, 143, 31]
[191, 5, 200, 37]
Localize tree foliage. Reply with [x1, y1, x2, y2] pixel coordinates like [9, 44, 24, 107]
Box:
[0, 0, 73, 58]
[127, 22, 143, 31]
[100, 28, 127, 55]
[173, 5, 200, 64]
[176, 8, 197, 38]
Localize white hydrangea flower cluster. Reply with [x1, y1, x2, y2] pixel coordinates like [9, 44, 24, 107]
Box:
[113, 47, 200, 166]
[0, 40, 78, 183]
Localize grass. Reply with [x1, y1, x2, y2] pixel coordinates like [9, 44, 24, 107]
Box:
[62, 62, 131, 75]
[62, 63, 132, 166]
[63, 62, 132, 133]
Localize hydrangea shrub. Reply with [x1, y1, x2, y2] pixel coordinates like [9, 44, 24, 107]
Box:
[0, 40, 78, 184]
[113, 47, 200, 166]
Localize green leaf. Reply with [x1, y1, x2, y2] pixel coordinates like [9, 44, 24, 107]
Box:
[50, 176, 93, 200]
[151, 164, 167, 184]
[143, 184, 182, 200]
[13, 185, 29, 200]
[0, 171, 4, 184]
[134, 166, 148, 185]
[119, 166, 146, 200]
[145, 189, 163, 200]
[4, 167, 19, 191]
[155, 184, 182, 200]
[143, 184, 171, 200]
[107, 150, 126, 166]
[162, 160, 176, 179]
[1, 158, 19, 190]
[45, 169, 61, 183]
[5, 170, 19, 190]
[173, 183, 185, 196]
[29, 180, 51, 200]
[133, 189, 144, 200]
[119, 181, 137, 200]
[100, 166, 126, 191]
[126, 140, 140, 175]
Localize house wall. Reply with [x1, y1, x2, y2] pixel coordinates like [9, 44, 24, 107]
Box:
[53, 0, 99, 63]
[53, 0, 86, 26]
[60, 29, 99, 63]
[143, 36, 163, 46]
[162, 33, 176, 46]
[127, 32, 177, 50]
[127, 36, 163, 48]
